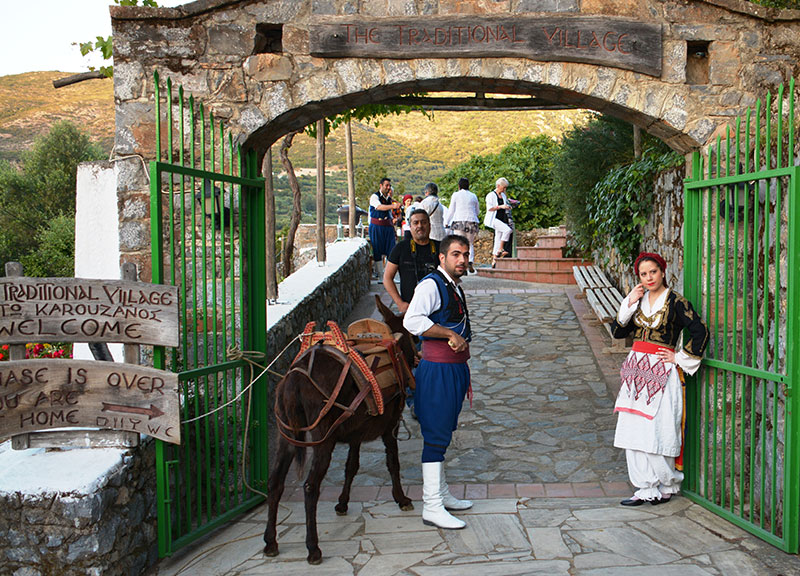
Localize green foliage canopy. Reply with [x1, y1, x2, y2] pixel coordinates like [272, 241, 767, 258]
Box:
[0, 121, 104, 275]
[437, 135, 562, 230]
[588, 149, 684, 263]
[551, 115, 677, 254]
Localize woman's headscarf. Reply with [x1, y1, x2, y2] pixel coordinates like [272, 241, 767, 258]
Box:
[634, 252, 667, 275]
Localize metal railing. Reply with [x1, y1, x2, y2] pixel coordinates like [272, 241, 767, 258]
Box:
[684, 79, 799, 552]
[149, 72, 267, 557]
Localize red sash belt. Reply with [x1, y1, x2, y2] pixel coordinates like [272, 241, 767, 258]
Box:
[422, 339, 470, 363]
[370, 218, 393, 226]
[632, 341, 673, 355]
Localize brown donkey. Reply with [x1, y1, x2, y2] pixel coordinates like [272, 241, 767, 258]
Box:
[263, 296, 415, 564]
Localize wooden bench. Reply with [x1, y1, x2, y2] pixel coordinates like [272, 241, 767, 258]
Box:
[572, 265, 628, 353]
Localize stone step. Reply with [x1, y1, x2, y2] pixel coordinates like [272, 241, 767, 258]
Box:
[476, 267, 577, 284]
[495, 257, 591, 273]
[516, 246, 564, 259]
[535, 235, 567, 249]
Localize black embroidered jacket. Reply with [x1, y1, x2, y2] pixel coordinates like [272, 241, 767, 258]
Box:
[610, 290, 709, 359]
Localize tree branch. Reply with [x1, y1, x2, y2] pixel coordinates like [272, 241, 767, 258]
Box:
[53, 71, 107, 89]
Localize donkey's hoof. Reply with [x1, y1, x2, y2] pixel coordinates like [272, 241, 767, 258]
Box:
[263, 544, 279, 557]
[335, 503, 348, 516]
[399, 498, 414, 511]
[307, 550, 323, 565]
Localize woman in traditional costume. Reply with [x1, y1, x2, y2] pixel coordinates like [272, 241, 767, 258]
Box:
[610, 252, 708, 506]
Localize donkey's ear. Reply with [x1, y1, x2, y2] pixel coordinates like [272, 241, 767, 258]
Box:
[375, 294, 396, 322]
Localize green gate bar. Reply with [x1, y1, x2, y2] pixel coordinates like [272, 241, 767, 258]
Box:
[684, 79, 799, 552]
[150, 71, 267, 557]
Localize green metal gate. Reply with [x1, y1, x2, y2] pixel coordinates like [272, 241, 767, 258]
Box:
[149, 72, 268, 557]
[683, 79, 800, 552]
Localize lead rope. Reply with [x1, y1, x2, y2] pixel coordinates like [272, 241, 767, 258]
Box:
[180, 334, 303, 502]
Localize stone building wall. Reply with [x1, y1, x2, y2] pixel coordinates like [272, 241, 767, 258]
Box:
[109, 0, 800, 278]
[0, 441, 158, 576]
[595, 166, 686, 295]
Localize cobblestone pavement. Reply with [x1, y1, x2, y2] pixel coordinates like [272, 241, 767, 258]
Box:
[150, 277, 800, 576]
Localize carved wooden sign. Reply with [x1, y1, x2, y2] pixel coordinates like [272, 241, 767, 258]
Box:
[0, 360, 180, 444]
[310, 17, 662, 76]
[0, 278, 179, 347]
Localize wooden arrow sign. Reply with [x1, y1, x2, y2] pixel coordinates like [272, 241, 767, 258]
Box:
[0, 360, 181, 444]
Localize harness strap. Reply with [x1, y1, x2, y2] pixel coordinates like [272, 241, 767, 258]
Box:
[277, 378, 374, 448]
[274, 357, 353, 437]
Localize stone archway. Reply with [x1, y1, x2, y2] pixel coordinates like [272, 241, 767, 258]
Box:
[110, 0, 800, 269]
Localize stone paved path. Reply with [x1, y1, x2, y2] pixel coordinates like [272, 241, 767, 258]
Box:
[148, 277, 800, 576]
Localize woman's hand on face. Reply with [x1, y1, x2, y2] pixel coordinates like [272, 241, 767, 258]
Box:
[628, 283, 645, 304]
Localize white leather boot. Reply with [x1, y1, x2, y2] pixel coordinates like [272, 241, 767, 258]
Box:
[422, 462, 466, 529]
[441, 466, 473, 511]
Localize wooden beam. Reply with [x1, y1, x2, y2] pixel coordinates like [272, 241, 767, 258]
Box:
[377, 95, 576, 111]
[316, 119, 326, 264]
[345, 120, 356, 238]
[264, 147, 278, 300]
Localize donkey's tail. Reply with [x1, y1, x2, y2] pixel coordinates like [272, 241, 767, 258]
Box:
[274, 370, 309, 478]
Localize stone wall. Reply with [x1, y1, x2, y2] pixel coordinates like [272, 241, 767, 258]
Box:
[108, 0, 800, 277]
[0, 441, 158, 576]
[593, 166, 686, 295]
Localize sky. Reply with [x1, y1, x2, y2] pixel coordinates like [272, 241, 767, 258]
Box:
[1, 0, 186, 77]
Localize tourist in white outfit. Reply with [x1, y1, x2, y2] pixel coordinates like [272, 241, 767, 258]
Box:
[483, 177, 513, 267]
[446, 177, 480, 274]
[421, 182, 446, 242]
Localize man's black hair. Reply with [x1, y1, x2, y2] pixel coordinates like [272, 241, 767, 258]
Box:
[379, 177, 391, 185]
[458, 177, 469, 190]
[439, 234, 469, 255]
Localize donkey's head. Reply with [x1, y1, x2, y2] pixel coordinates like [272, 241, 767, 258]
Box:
[374, 295, 418, 367]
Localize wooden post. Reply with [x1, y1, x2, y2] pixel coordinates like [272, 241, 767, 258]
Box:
[316, 118, 326, 263]
[264, 147, 278, 300]
[633, 125, 642, 159]
[345, 120, 356, 238]
[4, 262, 25, 362]
[122, 262, 140, 366]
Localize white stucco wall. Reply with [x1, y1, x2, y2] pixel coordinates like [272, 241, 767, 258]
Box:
[73, 161, 123, 362]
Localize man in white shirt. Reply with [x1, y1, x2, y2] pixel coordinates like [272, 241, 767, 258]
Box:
[445, 177, 480, 274]
[420, 183, 446, 242]
[403, 235, 474, 530]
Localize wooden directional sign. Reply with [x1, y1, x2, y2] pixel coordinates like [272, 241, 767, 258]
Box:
[309, 16, 662, 76]
[0, 360, 180, 444]
[0, 278, 179, 346]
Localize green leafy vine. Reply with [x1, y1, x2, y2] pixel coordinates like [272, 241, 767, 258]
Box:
[588, 149, 683, 262]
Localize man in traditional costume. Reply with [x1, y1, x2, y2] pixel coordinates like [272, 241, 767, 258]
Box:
[369, 177, 399, 279]
[610, 252, 709, 506]
[403, 235, 473, 529]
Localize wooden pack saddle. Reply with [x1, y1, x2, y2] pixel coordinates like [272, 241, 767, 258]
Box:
[292, 319, 414, 417]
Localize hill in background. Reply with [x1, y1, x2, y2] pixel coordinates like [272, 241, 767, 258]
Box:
[0, 71, 587, 173]
[0, 72, 114, 162]
[0, 72, 588, 228]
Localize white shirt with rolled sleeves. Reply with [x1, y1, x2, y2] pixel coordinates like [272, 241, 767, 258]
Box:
[370, 192, 390, 209]
[445, 188, 480, 227]
[403, 266, 461, 337]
